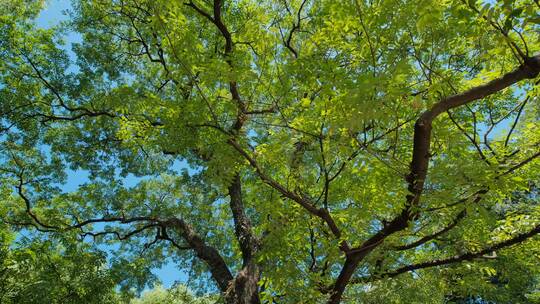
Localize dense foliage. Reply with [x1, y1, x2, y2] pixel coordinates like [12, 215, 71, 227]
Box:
[131, 285, 216, 304]
[0, 227, 120, 303]
[1, 0, 540, 303]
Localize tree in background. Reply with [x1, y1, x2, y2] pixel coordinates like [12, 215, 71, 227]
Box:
[0, 219, 122, 303]
[1, 213, 213, 303]
[1, 0, 540, 303]
[131, 284, 217, 304]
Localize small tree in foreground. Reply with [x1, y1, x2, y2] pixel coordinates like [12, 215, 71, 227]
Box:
[1, 0, 540, 303]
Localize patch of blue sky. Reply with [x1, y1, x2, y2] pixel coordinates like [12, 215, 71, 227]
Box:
[35, 0, 82, 71]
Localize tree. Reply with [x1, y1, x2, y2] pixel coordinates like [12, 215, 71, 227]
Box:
[0, 221, 123, 303]
[1, 0, 540, 302]
[130, 284, 217, 304]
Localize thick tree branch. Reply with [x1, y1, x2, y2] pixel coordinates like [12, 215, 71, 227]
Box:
[354, 222, 540, 283]
[11, 172, 233, 294]
[163, 217, 234, 291]
[327, 55, 540, 304]
[407, 56, 540, 211]
[228, 174, 259, 266]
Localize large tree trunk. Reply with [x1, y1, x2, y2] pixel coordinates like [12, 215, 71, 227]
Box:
[225, 175, 261, 304]
[225, 262, 261, 304]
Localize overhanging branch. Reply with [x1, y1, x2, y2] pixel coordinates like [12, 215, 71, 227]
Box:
[353, 222, 540, 283]
[327, 55, 540, 304]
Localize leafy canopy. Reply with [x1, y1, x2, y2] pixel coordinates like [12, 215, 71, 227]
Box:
[1, 0, 540, 303]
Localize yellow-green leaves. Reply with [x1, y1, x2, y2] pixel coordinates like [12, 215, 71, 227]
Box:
[2, 0, 540, 302]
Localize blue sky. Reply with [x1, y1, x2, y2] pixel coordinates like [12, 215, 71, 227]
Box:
[35, 0, 187, 289]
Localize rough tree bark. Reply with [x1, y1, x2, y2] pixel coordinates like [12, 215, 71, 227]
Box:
[225, 175, 261, 304]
